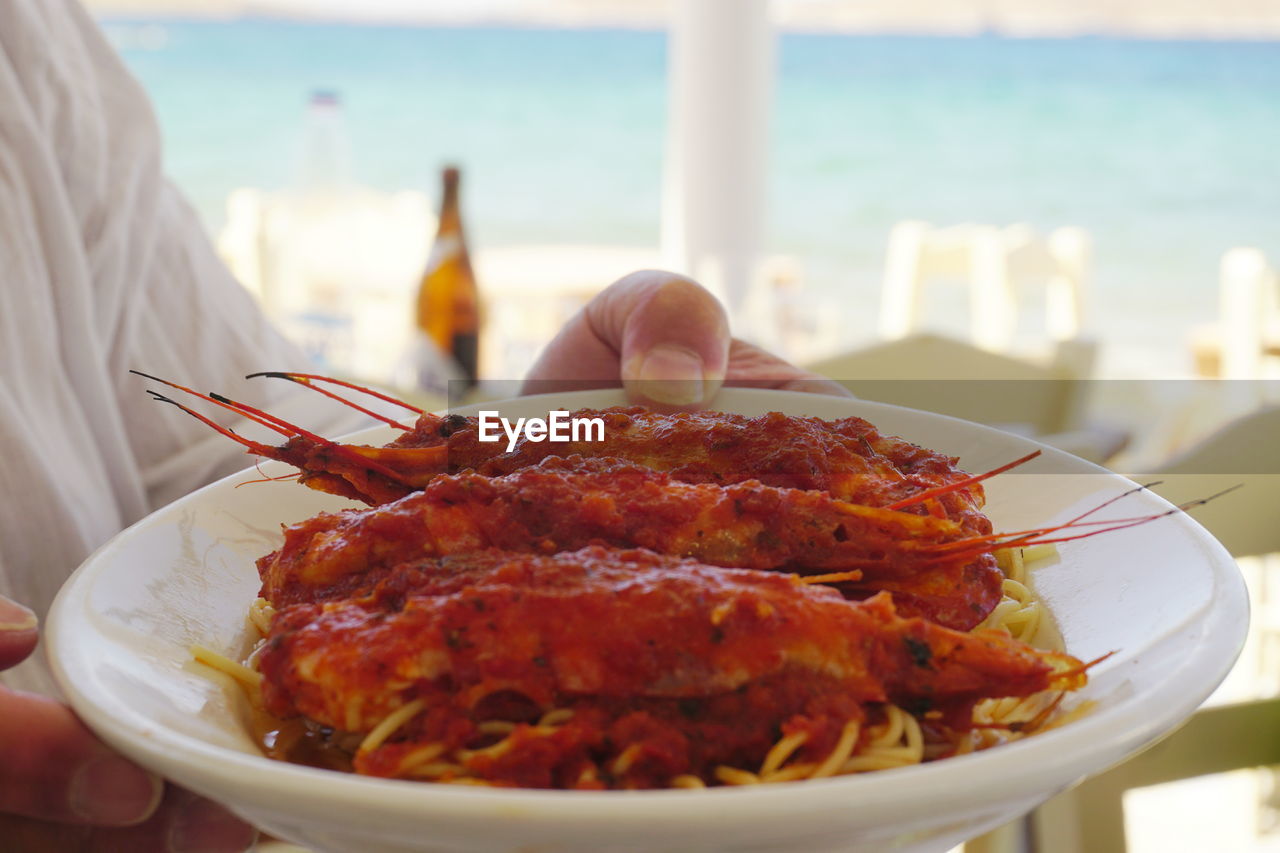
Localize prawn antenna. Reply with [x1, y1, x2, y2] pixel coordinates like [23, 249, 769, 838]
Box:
[887, 450, 1042, 511]
[133, 370, 416, 487]
[134, 370, 299, 439]
[921, 485, 1243, 565]
[144, 390, 279, 456]
[246, 371, 421, 428]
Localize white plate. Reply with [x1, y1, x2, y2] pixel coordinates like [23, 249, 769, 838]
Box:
[46, 388, 1248, 853]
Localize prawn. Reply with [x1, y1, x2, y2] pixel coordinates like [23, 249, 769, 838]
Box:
[256, 455, 1007, 630]
[258, 547, 1090, 789]
[133, 372, 991, 522]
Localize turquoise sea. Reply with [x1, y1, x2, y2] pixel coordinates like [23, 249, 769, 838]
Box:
[106, 21, 1280, 373]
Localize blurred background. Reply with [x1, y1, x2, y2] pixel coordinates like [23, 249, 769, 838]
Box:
[87, 1, 1278, 850]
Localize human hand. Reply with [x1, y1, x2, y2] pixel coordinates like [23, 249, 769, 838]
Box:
[523, 270, 851, 408]
[0, 595, 257, 852]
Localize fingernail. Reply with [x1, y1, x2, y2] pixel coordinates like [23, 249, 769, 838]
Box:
[70, 754, 163, 825]
[0, 597, 37, 633]
[170, 797, 258, 853]
[628, 345, 712, 406]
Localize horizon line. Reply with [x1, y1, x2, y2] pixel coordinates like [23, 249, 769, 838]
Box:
[92, 12, 1280, 43]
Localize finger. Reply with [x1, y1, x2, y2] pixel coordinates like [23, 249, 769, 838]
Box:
[524, 270, 731, 408]
[610, 272, 731, 407]
[0, 812, 89, 852]
[135, 787, 257, 853]
[724, 339, 854, 398]
[0, 786, 257, 853]
[0, 595, 39, 669]
[0, 688, 162, 825]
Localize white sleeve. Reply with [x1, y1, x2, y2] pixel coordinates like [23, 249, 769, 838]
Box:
[0, 0, 366, 695]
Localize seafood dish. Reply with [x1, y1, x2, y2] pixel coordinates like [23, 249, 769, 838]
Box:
[140, 373, 1130, 790]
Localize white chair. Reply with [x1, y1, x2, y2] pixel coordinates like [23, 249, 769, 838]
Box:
[879, 221, 1090, 353]
[1192, 247, 1280, 380]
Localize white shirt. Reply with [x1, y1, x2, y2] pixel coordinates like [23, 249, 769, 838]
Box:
[0, 0, 365, 695]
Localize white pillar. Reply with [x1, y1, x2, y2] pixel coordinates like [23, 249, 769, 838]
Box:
[662, 0, 774, 335]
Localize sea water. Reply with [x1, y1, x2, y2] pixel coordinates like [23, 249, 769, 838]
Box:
[106, 20, 1280, 375]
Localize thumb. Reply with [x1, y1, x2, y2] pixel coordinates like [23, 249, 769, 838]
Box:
[522, 270, 731, 408]
[0, 595, 39, 670]
[611, 271, 731, 408]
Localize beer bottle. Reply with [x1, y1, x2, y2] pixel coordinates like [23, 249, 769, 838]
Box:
[416, 166, 480, 388]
